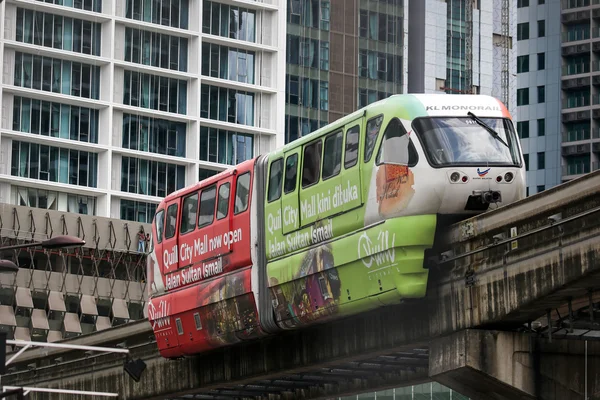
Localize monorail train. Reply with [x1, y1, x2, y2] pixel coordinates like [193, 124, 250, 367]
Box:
[146, 94, 526, 358]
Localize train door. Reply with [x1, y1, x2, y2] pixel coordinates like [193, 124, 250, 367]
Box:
[162, 197, 181, 275]
[299, 137, 323, 227]
[197, 184, 217, 260]
[215, 176, 234, 256]
[281, 148, 300, 235]
[340, 122, 363, 212]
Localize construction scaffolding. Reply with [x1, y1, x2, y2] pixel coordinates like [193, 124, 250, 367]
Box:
[0, 203, 151, 347]
[500, 0, 510, 106]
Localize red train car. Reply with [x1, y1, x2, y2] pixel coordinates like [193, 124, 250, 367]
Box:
[146, 159, 265, 358]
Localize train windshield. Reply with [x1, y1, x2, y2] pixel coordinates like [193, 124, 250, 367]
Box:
[412, 116, 521, 167]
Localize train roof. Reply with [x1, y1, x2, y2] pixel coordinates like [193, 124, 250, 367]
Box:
[271, 93, 509, 155]
[159, 158, 256, 207]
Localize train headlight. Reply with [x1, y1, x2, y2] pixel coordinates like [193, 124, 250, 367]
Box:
[504, 172, 514, 182]
[450, 172, 460, 182]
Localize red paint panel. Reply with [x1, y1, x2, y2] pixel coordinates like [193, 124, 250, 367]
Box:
[149, 267, 264, 358]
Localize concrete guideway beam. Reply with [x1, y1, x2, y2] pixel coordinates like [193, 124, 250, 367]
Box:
[429, 329, 600, 400]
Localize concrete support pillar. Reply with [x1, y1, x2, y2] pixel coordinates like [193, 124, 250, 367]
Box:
[429, 329, 600, 400]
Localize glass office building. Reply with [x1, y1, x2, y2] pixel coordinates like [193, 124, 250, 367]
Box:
[284, 0, 517, 144]
[0, 0, 286, 221]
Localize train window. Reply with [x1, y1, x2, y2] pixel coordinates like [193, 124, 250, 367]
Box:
[154, 209, 165, 243]
[364, 115, 384, 162]
[344, 125, 360, 169]
[322, 131, 343, 180]
[180, 193, 198, 234]
[234, 172, 251, 214]
[175, 318, 183, 335]
[216, 183, 230, 220]
[164, 203, 178, 239]
[267, 158, 283, 202]
[376, 118, 418, 167]
[284, 154, 298, 194]
[302, 140, 322, 188]
[194, 313, 202, 330]
[198, 185, 216, 228]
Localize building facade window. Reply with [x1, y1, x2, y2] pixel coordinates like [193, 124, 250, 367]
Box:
[202, 1, 255, 42]
[524, 153, 529, 171]
[121, 156, 185, 198]
[517, 88, 529, 106]
[358, 50, 402, 83]
[517, 22, 529, 40]
[13, 97, 99, 143]
[537, 20, 545, 37]
[16, 9, 101, 56]
[11, 141, 98, 188]
[537, 85, 545, 103]
[35, 0, 102, 12]
[517, 0, 529, 7]
[125, 0, 189, 29]
[288, 0, 331, 31]
[517, 121, 529, 138]
[123, 70, 187, 115]
[122, 114, 186, 157]
[200, 85, 255, 126]
[201, 43, 255, 84]
[287, 35, 330, 71]
[284, 115, 326, 144]
[14, 185, 97, 216]
[359, 88, 392, 108]
[199, 127, 254, 165]
[537, 152, 545, 169]
[537, 119, 545, 136]
[565, 154, 590, 175]
[125, 28, 188, 72]
[14, 52, 100, 100]
[120, 199, 157, 223]
[358, 9, 403, 44]
[537, 52, 545, 70]
[285, 75, 329, 111]
[199, 168, 218, 180]
[517, 55, 529, 73]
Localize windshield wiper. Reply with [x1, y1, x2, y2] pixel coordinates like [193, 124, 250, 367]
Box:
[467, 112, 509, 148]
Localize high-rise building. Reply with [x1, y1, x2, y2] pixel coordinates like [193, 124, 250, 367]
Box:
[558, 0, 600, 183]
[0, 0, 286, 222]
[283, 0, 517, 144]
[517, 0, 600, 196]
[516, 0, 562, 196]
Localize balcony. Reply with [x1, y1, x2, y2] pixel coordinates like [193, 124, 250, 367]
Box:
[562, 143, 591, 156]
[564, 43, 591, 55]
[563, 129, 591, 142]
[563, 63, 591, 75]
[563, 110, 591, 120]
[563, 10, 591, 24]
[562, 76, 591, 89]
